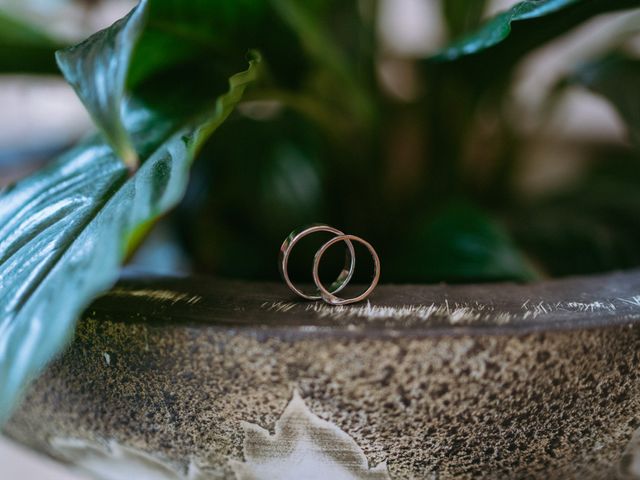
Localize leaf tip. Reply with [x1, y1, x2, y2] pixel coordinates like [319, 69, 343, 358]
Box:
[121, 148, 139, 174]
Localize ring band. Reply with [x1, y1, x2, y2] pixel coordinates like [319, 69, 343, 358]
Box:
[279, 224, 355, 300]
[312, 234, 380, 305]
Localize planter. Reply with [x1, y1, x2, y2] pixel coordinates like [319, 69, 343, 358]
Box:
[5, 270, 640, 479]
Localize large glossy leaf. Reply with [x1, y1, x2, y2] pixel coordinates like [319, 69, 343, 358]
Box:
[55, 4, 148, 169]
[0, 0, 260, 422]
[433, 0, 640, 65]
[0, 10, 63, 73]
[55, 0, 316, 169]
[436, 0, 578, 59]
[571, 53, 640, 147]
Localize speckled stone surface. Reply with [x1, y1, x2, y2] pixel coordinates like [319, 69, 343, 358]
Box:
[6, 270, 640, 479]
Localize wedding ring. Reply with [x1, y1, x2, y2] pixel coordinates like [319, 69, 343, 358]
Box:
[312, 234, 380, 305]
[279, 224, 355, 300]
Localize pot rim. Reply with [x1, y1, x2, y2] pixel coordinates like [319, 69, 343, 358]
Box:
[87, 268, 640, 339]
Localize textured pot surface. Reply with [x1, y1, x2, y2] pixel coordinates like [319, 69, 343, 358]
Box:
[6, 270, 640, 479]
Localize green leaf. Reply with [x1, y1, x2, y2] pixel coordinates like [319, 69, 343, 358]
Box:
[56, 0, 319, 170]
[55, 0, 263, 169]
[0, 10, 64, 73]
[0, 0, 260, 422]
[433, 0, 640, 63]
[571, 53, 640, 147]
[437, 0, 578, 59]
[56, 4, 148, 169]
[387, 201, 537, 283]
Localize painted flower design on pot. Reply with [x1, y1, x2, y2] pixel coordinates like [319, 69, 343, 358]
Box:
[230, 391, 391, 480]
[48, 391, 391, 480]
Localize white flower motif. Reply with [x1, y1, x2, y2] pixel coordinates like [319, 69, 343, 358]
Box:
[48, 391, 391, 480]
[230, 391, 391, 480]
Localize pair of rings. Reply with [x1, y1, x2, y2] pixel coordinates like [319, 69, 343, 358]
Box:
[279, 224, 380, 305]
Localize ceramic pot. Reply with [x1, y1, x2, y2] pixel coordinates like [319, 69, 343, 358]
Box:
[5, 270, 640, 479]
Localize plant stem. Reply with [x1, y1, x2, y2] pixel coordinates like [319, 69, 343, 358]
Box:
[269, 0, 376, 126]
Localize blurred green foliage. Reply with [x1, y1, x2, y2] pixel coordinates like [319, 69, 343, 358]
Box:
[2, 0, 640, 284]
[174, 0, 640, 283]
